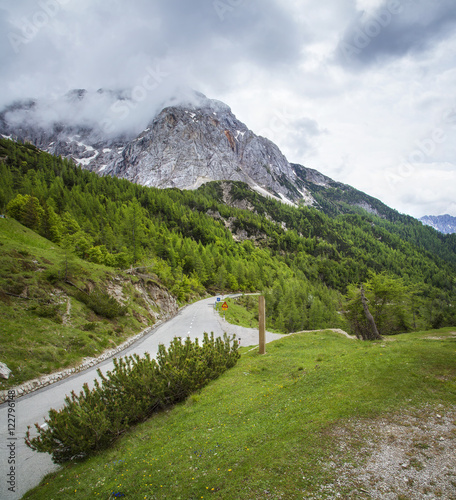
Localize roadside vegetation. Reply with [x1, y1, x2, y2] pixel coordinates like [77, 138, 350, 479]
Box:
[0, 217, 173, 389]
[1, 137, 456, 387]
[23, 328, 456, 499]
[215, 295, 261, 330]
[26, 333, 240, 464]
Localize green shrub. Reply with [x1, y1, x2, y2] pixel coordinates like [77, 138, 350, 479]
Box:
[33, 304, 62, 323]
[44, 269, 60, 284]
[25, 333, 240, 463]
[81, 322, 97, 331]
[75, 288, 126, 319]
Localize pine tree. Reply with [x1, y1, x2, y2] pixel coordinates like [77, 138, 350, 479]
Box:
[40, 203, 61, 243]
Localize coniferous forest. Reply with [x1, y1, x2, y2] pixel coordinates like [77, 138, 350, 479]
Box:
[1, 137, 456, 336]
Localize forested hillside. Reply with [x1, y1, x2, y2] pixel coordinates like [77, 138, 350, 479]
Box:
[1, 138, 456, 335]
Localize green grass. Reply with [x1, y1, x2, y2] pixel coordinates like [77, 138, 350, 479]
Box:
[24, 327, 456, 499]
[217, 295, 281, 333]
[216, 295, 259, 329]
[0, 218, 163, 389]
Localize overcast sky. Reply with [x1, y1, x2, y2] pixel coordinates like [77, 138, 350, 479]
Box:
[1, 0, 456, 218]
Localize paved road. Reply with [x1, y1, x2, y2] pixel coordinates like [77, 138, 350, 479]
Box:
[0, 295, 281, 499]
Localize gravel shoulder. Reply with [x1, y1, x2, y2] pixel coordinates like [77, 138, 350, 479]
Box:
[317, 405, 456, 499]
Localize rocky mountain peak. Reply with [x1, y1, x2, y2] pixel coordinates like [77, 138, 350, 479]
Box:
[420, 214, 456, 234]
[0, 89, 318, 204]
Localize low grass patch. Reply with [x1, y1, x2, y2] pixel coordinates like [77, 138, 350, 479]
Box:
[25, 328, 456, 499]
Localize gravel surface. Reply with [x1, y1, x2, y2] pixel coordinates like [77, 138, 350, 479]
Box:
[315, 405, 456, 499]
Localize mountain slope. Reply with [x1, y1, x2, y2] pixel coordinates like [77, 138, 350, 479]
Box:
[1, 89, 411, 219]
[2, 138, 456, 389]
[107, 94, 308, 204]
[2, 138, 456, 314]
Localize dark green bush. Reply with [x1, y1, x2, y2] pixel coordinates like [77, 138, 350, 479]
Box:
[81, 322, 97, 331]
[33, 304, 62, 323]
[44, 269, 60, 284]
[75, 288, 126, 319]
[25, 333, 240, 463]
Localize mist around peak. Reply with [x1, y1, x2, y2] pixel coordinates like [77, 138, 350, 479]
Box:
[0, 85, 220, 141]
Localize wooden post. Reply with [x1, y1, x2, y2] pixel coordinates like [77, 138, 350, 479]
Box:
[259, 295, 266, 354]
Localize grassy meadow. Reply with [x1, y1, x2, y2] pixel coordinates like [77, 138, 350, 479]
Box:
[24, 327, 456, 499]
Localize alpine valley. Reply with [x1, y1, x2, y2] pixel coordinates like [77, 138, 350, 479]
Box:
[1, 90, 456, 388]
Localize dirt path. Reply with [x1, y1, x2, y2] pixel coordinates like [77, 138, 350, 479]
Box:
[62, 296, 71, 326]
[293, 328, 357, 340]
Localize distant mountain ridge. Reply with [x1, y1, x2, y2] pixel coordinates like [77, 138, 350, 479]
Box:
[0, 89, 402, 221]
[420, 214, 456, 234]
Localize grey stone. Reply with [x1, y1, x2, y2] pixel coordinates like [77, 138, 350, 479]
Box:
[0, 362, 12, 379]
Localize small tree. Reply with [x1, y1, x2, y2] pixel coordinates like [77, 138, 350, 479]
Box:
[345, 272, 413, 339]
[40, 203, 61, 243]
[6, 193, 44, 231]
[359, 285, 382, 340]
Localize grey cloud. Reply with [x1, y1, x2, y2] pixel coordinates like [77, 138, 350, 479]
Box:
[277, 116, 326, 159]
[336, 0, 456, 68]
[149, 0, 307, 73]
[294, 117, 324, 137]
[0, 0, 306, 107]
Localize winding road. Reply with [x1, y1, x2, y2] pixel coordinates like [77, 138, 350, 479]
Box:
[0, 295, 281, 499]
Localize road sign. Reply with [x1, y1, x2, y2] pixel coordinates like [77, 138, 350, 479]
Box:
[217, 297, 221, 302]
[221, 301, 228, 311]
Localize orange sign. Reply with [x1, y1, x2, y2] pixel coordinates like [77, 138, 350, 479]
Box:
[221, 301, 228, 310]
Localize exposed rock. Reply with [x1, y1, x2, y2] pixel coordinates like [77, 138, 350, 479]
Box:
[0, 362, 12, 379]
[220, 181, 255, 211]
[355, 201, 381, 216]
[107, 94, 308, 203]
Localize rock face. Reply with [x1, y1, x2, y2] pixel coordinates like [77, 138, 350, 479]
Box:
[0, 90, 315, 205]
[420, 214, 456, 234]
[107, 95, 308, 203]
[132, 274, 179, 322]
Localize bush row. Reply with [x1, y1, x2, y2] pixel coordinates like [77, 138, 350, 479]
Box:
[26, 333, 240, 463]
